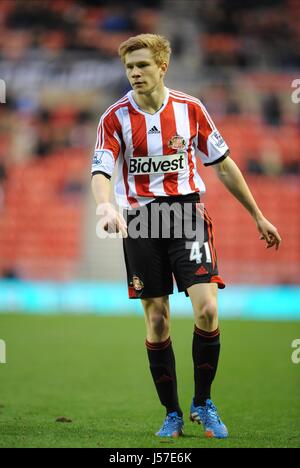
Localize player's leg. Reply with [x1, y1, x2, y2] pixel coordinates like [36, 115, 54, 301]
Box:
[188, 282, 220, 406]
[169, 199, 228, 437]
[123, 204, 183, 436]
[187, 283, 227, 439]
[142, 296, 183, 436]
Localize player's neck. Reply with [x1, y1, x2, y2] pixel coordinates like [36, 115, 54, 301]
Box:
[132, 82, 166, 115]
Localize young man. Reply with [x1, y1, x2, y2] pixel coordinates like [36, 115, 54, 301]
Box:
[91, 34, 281, 439]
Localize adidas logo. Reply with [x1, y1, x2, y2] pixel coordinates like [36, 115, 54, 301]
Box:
[148, 125, 160, 134]
[196, 265, 208, 276]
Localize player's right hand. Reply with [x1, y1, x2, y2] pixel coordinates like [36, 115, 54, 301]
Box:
[96, 202, 128, 238]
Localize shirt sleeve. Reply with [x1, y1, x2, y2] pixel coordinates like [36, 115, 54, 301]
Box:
[196, 101, 229, 166]
[91, 111, 121, 177]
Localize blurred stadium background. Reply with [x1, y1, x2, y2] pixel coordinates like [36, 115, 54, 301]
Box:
[0, 0, 299, 448]
[0, 0, 299, 317]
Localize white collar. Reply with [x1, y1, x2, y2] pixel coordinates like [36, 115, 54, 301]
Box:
[128, 87, 169, 116]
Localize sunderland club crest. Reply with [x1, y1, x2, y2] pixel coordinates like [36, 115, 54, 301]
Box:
[168, 134, 186, 151]
[132, 276, 144, 291]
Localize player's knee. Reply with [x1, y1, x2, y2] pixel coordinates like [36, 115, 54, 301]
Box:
[149, 313, 169, 335]
[143, 298, 169, 335]
[194, 300, 218, 324]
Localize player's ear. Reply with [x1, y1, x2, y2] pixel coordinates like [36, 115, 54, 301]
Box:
[160, 62, 168, 77]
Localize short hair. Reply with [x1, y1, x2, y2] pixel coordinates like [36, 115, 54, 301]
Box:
[118, 34, 171, 66]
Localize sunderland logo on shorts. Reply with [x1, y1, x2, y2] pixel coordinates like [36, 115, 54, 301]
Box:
[132, 276, 144, 291]
[129, 154, 187, 175]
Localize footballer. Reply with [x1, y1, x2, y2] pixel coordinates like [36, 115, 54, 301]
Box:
[91, 34, 281, 439]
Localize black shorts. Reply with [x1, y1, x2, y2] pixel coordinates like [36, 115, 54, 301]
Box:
[123, 193, 225, 299]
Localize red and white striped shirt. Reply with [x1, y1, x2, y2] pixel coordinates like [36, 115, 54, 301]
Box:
[92, 88, 229, 209]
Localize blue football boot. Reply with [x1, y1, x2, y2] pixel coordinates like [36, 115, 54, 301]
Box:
[190, 399, 228, 439]
[156, 411, 184, 438]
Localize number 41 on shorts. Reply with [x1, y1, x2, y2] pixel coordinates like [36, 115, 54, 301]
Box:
[189, 241, 211, 264]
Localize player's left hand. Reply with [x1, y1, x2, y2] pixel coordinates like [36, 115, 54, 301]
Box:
[256, 216, 281, 250]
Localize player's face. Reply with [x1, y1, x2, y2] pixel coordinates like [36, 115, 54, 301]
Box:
[124, 48, 167, 95]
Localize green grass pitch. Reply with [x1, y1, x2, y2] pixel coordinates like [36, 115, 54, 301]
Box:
[0, 314, 299, 448]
